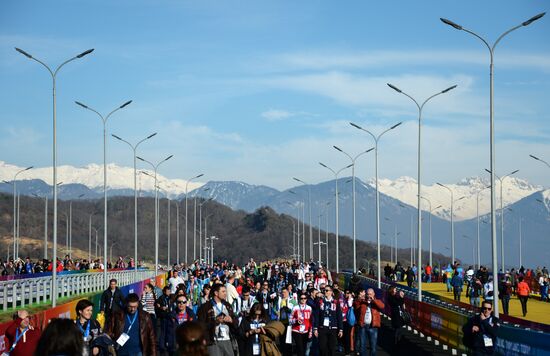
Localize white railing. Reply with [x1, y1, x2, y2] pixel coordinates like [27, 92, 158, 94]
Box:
[0, 269, 159, 311]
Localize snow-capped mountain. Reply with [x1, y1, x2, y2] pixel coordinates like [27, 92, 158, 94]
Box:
[0, 161, 203, 198]
[374, 176, 541, 221]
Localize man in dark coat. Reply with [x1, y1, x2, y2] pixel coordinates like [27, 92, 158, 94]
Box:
[100, 278, 125, 328]
[463, 300, 499, 355]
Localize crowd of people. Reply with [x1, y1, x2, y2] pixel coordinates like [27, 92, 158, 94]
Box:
[3, 258, 414, 356]
[382, 260, 549, 317]
[0, 255, 137, 275]
[4, 256, 542, 355]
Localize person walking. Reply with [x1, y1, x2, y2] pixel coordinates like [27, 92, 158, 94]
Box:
[469, 278, 483, 308]
[498, 276, 512, 316]
[165, 294, 196, 355]
[353, 288, 384, 356]
[75, 300, 102, 356]
[100, 278, 125, 328]
[290, 293, 313, 356]
[197, 283, 239, 356]
[313, 285, 343, 356]
[386, 286, 406, 348]
[107, 293, 157, 356]
[451, 271, 464, 302]
[241, 303, 268, 356]
[4, 310, 41, 356]
[516, 276, 531, 317]
[463, 301, 499, 355]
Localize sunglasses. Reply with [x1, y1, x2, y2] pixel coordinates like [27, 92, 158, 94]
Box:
[481, 307, 492, 311]
[300, 297, 308, 300]
[177, 300, 188, 304]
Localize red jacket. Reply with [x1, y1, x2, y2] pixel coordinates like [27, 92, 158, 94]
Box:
[4, 318, 41, 356]
[353, 298, 385, 328]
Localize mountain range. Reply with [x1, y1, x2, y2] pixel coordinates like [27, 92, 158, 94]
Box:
[1, 161, 549, 268]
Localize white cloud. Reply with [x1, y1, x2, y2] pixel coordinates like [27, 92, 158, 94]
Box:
[261, 109, 295, 121]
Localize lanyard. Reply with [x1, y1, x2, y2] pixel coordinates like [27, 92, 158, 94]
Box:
[10, 327, 28, 352]
[126, 312, 138, 333]
[212, 301, 224, 317]
[177, 311, 188, 324]
[253, 321, 260, 342]
[78, 319, 91, 338]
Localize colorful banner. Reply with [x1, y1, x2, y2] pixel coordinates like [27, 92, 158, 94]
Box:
[336, 272, 550, 356]
[0, 272, 166, 354]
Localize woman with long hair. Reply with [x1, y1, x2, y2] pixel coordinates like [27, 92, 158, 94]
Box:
[241, 302, 268, 356]
[34, 318, 83, 356]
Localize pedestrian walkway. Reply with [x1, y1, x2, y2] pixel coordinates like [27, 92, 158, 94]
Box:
[413, 281, 550, 325]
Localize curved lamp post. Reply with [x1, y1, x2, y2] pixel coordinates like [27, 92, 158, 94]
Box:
[15, 47, 92, 306]
[441, 10, 545, 318]
[112, 132, 157, 276]
[76, 99, 132, 287]
[388, 83, 457, 302]
[350, 122, 402, 287]
[333, 146, 374, 272]
[485, 168, 519, 271]
[137, 155, 173, 275]
[319, 162, 352, 273]
[185, 174, 204, 264]
[292, 177, 313, 262]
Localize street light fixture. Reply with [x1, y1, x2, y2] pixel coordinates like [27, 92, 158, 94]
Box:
[485, 168, 519, 271]
[137, 154, 173, 275]
[319, 162, 353, 273]
[112, 132, 156, 277]
[387, 82, 457, 302]
[16, 47, 93, 305]
[9, 166, 32, 261]
[185, 174, 204, 264]
[529, 154, 550, 169]
[293, 177, 313, 262]
[436, 183, 465, 265]
[350, 121, 402, 287]
[76, 100, 132, 287]
[333, 146, 374, 272]
[441, 10, 545, 318]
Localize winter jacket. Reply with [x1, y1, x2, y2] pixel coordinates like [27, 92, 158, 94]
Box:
[313, 298, 343, 331]
[107, 309, 157, 356]
[353, 298, 384, 328]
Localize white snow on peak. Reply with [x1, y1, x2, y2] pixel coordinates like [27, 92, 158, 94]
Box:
[371, 176, 542, 221]
[0, 161, 204, 198]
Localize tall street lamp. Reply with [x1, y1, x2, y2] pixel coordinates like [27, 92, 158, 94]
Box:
[420, 196, 440, 268]
[76, 99, 132, 286]
[69, 194, 85, 259]
[15, 47, 93, 307]
[137, 155, 173, 274]
[193, 187, 210, 261]
[210, 236, 219, 265]
[387, 83, 457, 302]
[333, 146, 374, 272]
[289, 190, 306, 262]
[198, 198, 213, 262]
[185, 174, 204, 264]
[10, 167, 32, 260]
[319, 162, 352, 273]
[476, 185, 491, 270]
[485, 168, 519, 271]
[292, 178, 313, 262]
[112, 132, 157, 276]
[441, 10, 545, 318]
[286, 201, 300, 261]
[33, 192, 48, 259]
[436, 183, 466, 264]
[88, 210, 99, 263]
[350, 121, 402, 287]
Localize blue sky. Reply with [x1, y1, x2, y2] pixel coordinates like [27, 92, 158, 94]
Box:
[1, 0, 549, 189]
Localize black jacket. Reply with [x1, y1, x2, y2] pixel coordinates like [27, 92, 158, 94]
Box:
[197, 299, 239, 345]
[313, 298, 343, 331]
[100, 287, 125, 316]
[463, 313, 500, 354]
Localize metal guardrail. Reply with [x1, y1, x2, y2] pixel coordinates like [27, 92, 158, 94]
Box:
[0, 269, 157, 311]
